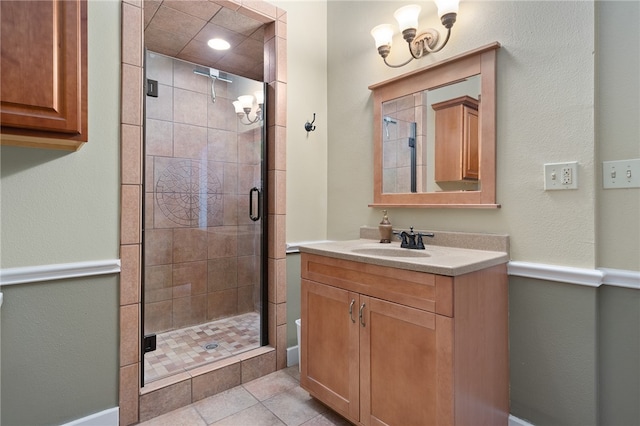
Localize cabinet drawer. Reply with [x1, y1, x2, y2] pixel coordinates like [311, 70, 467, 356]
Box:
[301, 253, 453, 316]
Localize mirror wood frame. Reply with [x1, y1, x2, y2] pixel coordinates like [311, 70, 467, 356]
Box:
[369, 42, 501, 208]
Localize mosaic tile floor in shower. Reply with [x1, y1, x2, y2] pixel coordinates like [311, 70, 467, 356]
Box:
[144, 312, 261, 383]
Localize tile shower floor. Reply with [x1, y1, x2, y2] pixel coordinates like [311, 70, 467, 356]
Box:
[144, 312, 261, 383]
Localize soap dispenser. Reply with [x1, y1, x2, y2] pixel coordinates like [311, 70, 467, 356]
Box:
[379, 210, 392, 243]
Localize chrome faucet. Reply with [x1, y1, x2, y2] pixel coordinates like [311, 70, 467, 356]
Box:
[394, 227, 434, 249]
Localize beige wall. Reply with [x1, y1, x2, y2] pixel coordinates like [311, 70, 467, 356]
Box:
[273, 0, 328, 245]
[0, 1, 121, 424]
[272, 0, 328, 348]
[326, 0, 599, 267]
[0, 1, 120, 268]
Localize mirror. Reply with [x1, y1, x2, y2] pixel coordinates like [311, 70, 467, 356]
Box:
[381, 75, 481, 194]
[369, 42, 500, 208]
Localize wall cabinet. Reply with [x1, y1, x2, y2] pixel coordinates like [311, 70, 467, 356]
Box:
[300, 253, 509, 426]
[432, 96, 479, 182]
[0, 0, 87, 151]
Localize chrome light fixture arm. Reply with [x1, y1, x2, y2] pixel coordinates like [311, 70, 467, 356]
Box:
[236, 107, 263, 125]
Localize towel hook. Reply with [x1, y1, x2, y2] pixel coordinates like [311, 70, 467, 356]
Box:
[304, 113, 316, 133]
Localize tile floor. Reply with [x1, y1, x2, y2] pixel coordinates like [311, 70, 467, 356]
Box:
[138, 366, 352, 426]
[145, 312, 261, 383]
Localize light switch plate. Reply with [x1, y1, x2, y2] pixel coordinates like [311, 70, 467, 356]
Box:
[603, 158, 640, 189]
[544, 162, 578, 190]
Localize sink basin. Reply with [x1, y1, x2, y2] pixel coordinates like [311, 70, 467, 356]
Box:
[351, 247, 431, 258]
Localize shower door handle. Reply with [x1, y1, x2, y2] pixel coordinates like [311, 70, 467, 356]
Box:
[249, 187, 261, 221]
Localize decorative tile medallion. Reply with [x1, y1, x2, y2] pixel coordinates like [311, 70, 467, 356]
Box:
[155, 159, 223, 227]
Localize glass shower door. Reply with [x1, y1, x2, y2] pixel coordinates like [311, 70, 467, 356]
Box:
[142, 51, 267, 385]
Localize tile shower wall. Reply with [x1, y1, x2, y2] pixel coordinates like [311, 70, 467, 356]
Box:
[144, 52, 262, 334]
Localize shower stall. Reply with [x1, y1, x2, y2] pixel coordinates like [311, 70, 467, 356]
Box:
[142, 51, 267, 384]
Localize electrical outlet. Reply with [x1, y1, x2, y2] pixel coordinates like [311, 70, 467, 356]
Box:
[561, 166, 573, 185]
[603, 158, 640, 189]
[544, 162, 578, 190]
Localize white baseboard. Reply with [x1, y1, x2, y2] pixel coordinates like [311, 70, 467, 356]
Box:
[287, 345, 299, 368]
[61, 407, 119, 426]
[509, 414, 535, 426]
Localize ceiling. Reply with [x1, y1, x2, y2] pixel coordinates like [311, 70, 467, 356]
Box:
[144, 0, 265, 81]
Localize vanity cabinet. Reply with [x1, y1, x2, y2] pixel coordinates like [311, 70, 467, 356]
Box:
[0, 0, 88, 151]
[432, 96, 479, 182]
[300, 253, 508, 426]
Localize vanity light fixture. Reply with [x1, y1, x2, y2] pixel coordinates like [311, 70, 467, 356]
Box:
[232, 91, 264, 125]
[371, 0, 459, 68]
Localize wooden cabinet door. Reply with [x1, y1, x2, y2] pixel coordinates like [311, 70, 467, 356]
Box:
[359, 296, 453, 426]
[434, 104, 462, 182]
[433, 96, 479, 182]
[1, 0, 87, 150]
[301, 279, 360, 423]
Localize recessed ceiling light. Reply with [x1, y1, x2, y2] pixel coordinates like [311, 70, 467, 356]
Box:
[207, 38, 230, 50]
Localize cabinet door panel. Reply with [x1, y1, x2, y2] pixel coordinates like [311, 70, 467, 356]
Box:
[1, 0, 87, 147]
[434, 106, 462, 182]
[433, 96, 479, 183]
[361, 296, 450, 426]
[301, 279, 360, 422]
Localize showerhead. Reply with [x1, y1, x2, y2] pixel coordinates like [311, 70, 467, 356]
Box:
[193, 67, 232, 103]
[193, 67, 232, 83]
[383, 116, 397, 139]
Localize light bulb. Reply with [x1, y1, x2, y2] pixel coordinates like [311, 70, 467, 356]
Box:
[393, 4, 420, 32]
[370, 24, 394, 48]
[232, 101, 244, 114]
[435, 0, 459, 18]
[207, 38, 230, 50]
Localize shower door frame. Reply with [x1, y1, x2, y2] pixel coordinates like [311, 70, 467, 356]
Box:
[118, 1, 288, 424]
